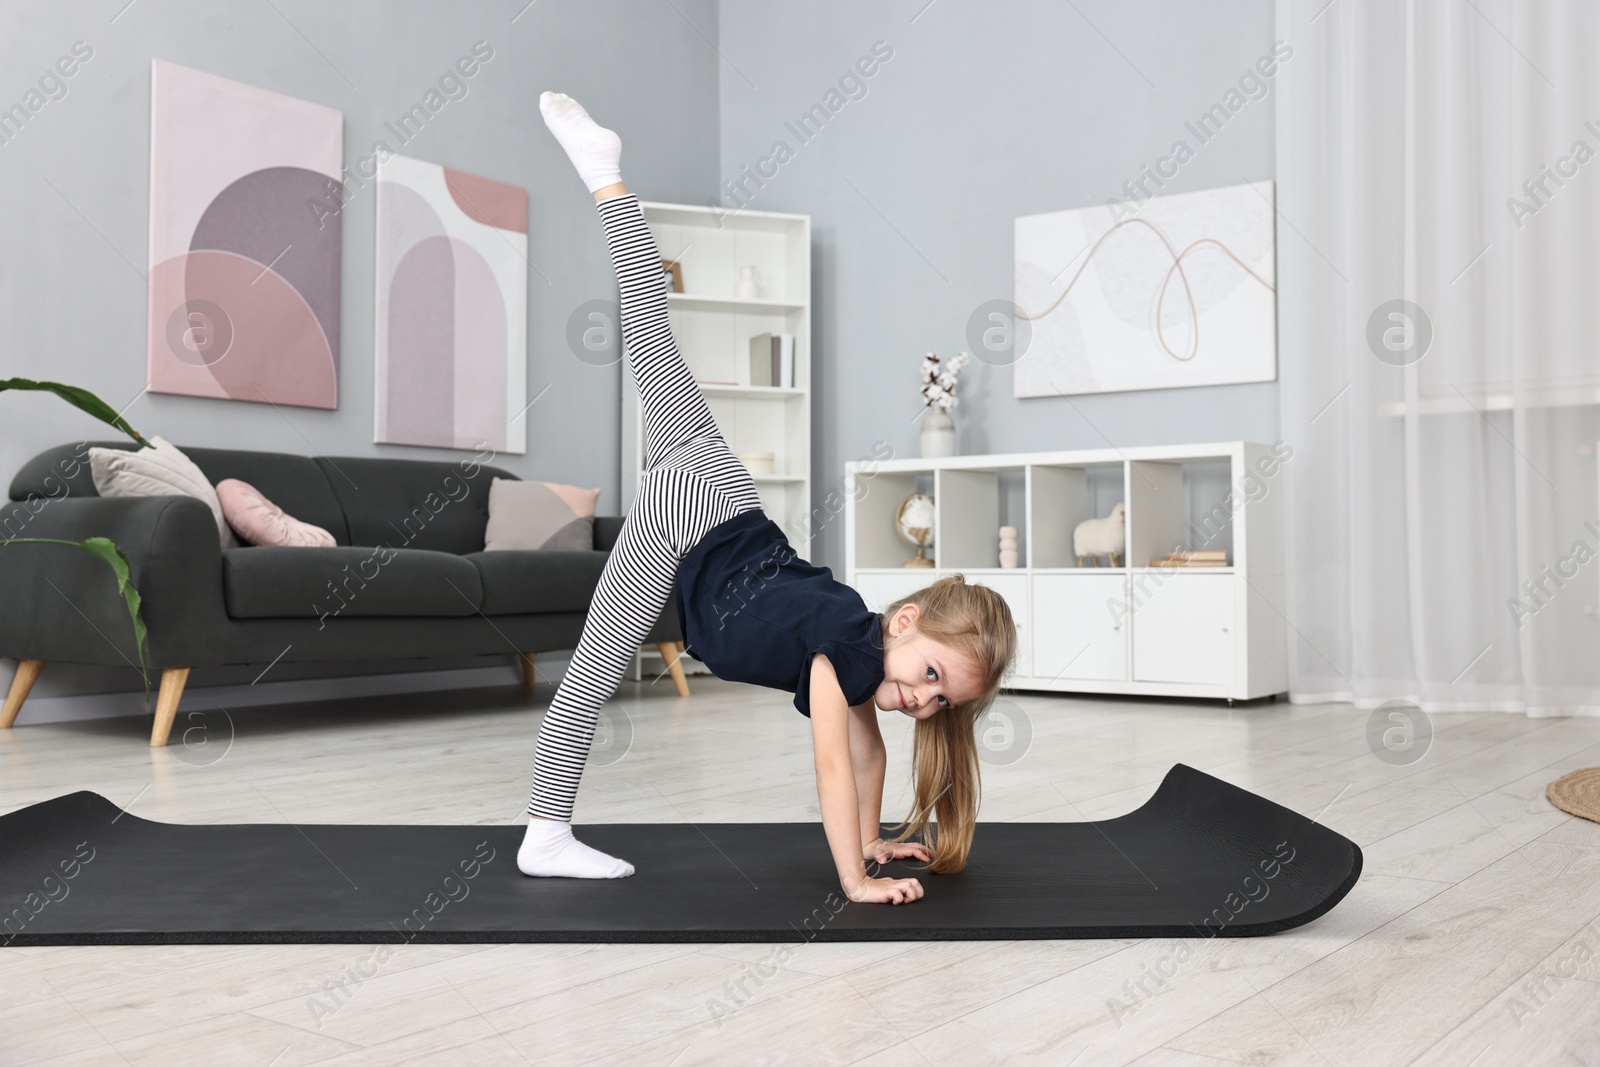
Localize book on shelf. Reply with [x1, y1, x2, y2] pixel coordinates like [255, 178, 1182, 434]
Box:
[1151, 549, 1228, 565]
[747, 333, 795, 388]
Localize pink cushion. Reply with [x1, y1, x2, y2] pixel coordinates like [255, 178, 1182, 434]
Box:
[216, 479, 337, 548]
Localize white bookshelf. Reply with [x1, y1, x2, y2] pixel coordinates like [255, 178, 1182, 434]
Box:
[843, 442, 1288, 703]
[621, 201, 812, 681]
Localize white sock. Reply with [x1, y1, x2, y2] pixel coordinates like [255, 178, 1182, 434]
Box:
[518, 817, 635, 879]
[539, 91, 623, 193]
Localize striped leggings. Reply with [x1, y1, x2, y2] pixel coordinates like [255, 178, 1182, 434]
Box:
[525, 194, 762, 822]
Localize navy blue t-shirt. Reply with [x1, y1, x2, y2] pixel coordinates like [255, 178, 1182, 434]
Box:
[674, 508, 885, 716]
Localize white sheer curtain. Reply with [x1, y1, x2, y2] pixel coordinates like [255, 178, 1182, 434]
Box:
[1276, 0, 1600, 715]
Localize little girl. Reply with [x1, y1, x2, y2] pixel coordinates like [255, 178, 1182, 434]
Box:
[522, 93, 1017, 905]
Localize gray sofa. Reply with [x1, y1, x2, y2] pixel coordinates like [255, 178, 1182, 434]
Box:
[0, 440, 687, 745]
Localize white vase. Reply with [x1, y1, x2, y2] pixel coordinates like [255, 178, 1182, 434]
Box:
[920, 410, 956, 458]
[734, 265, 764, 299]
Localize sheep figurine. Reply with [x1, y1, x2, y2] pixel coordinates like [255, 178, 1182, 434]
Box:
[1073, 502, 1126, 567]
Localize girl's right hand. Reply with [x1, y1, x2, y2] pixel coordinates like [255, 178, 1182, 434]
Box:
[847, 875, 924, 905]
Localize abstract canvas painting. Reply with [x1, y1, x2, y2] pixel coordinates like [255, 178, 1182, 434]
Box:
[374, 154, 528, 453]
[1013, 180, 1277, 398]
[146, 60, 342, 409]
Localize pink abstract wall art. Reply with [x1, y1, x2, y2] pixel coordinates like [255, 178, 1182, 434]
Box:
[146, 60, 342, 409]
[374, 154, 528, 453]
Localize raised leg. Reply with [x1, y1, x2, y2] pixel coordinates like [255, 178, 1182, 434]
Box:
[597, 196, 731, 465]
[1, 659, 44, 728]
[658, 642, 690, 697]
[150, 667, 190, 747]
[543, 93, 757, 506]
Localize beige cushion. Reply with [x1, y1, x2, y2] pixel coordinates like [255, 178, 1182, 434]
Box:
[88, 435, 239, 549]
[484, 477, 599, 551]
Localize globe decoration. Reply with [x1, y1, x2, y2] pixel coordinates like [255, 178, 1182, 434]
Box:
[895, 492, 935, 568]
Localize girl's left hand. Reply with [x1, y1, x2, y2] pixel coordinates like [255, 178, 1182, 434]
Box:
[864, 838, 932, 866]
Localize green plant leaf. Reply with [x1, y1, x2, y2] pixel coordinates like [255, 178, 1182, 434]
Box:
[0, 378, 150, 448]
[0, 537, 151, 704]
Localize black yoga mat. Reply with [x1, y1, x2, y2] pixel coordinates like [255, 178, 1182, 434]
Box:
[0, 764, 1360, 945]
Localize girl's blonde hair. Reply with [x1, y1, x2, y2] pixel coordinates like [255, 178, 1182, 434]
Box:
[878, 574, 1017, 874]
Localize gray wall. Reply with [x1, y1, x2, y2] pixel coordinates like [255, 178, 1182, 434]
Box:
[1, 0, 1281, 713]
[0, 0, 720, 709]
[716, 0, 1281, 572]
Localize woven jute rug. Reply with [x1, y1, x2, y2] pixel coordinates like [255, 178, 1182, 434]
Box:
[1546, 768, 1600, 824]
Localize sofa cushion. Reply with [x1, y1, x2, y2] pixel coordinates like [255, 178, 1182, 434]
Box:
[88, 436, 240, 550]
[310, 454, 519, 554]
[11, 440, 353, 547]
[183, 445, 352, 546]
[484, 478, 599, 552]
[222, 546, 484, 619]
[464, 550, 609, 615]
[217, 479, 338, 547]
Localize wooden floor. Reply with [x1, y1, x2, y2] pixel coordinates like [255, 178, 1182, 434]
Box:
[3, 673, 1600, 1066]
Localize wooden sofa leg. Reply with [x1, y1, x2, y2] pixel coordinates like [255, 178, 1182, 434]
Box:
[150, 667, 191, 747]
[519, 652, 537, 687]
[658, 642, 690, 698]
[2, 659, 45, 728]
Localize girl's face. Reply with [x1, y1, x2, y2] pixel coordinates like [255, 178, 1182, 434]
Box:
[872, 603, 985, 719]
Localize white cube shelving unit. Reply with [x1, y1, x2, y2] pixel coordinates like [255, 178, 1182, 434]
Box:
[843, 442, 1288, 702]
[621, 201, 812, 681]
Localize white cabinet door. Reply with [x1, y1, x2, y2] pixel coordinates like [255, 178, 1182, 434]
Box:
[1031, 574, 1128, 681]
[1132, 574, 1234, 685]
[958, 572, 1030, 678]
[851, 570, 939, 614]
